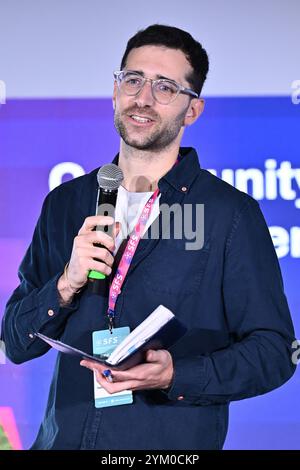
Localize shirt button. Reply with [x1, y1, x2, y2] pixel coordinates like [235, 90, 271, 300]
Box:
[28, 333, 34, 339]
[181, 186, 188, 192]
[47, 309, 55, 317]
[177, 395, 184, 401]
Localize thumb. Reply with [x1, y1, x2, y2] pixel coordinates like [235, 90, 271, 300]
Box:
[146, 349, 160, 362]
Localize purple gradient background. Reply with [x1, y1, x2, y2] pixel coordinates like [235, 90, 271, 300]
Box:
[0, 97, 299, 449]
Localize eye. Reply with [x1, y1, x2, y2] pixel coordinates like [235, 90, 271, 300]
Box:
[156, 81, 177, 94]
[124, 74, 142, 86]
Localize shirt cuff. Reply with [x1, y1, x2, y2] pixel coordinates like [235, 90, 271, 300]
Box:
[162, 355, 208, 403]
[22, 272, 80, 349]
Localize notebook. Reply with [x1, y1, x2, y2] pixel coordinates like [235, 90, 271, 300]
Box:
[35, 305, 187, 370]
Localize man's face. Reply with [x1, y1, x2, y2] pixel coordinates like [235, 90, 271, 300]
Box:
[113, 46, 197, 151]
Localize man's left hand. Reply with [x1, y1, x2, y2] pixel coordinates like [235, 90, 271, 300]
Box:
[80, 349, 174, 394]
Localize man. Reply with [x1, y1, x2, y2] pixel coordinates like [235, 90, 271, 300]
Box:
[1, 24, 296, 450]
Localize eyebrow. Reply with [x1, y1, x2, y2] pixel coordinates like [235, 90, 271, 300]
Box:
[127, 69, 177, 83]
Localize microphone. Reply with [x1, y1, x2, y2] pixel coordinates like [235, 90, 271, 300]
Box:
[88, 163, 124, 294]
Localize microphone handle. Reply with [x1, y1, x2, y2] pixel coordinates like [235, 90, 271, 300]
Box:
[87, 187, 118, 294]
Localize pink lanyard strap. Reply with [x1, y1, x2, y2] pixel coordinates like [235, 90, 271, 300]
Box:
[106, 155, 181, 331]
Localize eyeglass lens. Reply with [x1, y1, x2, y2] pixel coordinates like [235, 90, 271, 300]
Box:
[119, 72, 179, 104]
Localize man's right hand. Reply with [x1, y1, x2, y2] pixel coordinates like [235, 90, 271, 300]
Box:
[57, 215, 118, 303]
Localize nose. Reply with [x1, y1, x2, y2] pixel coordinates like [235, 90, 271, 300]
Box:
[134, 79, 155, 107]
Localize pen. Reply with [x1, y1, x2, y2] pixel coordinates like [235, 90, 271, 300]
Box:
[102, 369, 113, 383]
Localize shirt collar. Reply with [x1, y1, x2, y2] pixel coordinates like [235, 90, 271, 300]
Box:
[159, 147, 201, 193]
[112, 147, 201, 194]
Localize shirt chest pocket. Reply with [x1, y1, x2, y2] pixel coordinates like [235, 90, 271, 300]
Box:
[140, 239, 210, 295]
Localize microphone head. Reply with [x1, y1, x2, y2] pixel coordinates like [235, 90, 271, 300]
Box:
[97, 164, 124, 191]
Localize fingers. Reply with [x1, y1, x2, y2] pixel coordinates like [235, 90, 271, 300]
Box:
[94, 371, 140, 394]
[80, 361, 137, 393]
[80, 361, 147, 388]
[79, 215, 114, 234]
[89, 259, 112, 276]
[65, 214, 119, 289]
[80, 360, 135, 382]
[77, 216, 118, 253]
[66, 244, 114, 287]
[74, 232, 115, 254]
[80, 357, 173, 393]
[80, 358, 159, 384]
[76, 246, 115, 267]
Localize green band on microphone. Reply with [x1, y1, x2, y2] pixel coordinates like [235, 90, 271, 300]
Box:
[88, 270, 106, 280]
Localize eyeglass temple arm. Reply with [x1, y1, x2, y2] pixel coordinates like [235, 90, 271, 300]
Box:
[182, 87, 199, 99]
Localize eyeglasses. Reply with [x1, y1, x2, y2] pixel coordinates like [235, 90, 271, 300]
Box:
[113, 70, 199, 105]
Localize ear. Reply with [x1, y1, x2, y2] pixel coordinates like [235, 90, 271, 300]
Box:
[184, 98, 205, 126]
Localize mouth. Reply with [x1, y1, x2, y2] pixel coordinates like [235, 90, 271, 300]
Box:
[127, 114, 155, 126]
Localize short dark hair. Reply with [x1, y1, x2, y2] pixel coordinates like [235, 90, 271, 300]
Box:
[120, 24, 209, 96]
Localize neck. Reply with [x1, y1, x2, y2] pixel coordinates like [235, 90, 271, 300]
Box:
[118, 141, 180, 192]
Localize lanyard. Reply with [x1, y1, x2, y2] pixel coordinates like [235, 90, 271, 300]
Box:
[106, 155, 181, 332]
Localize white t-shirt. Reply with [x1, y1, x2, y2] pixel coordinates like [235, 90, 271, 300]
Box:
[113, 185, 160, 255]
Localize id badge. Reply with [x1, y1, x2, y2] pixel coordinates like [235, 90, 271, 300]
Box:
[92, 327, 133, 408]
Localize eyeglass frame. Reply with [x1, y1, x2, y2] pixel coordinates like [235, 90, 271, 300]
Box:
[113, 70, 200, 104]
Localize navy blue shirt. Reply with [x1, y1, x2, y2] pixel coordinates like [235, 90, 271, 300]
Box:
[1, 147, 296, 449]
